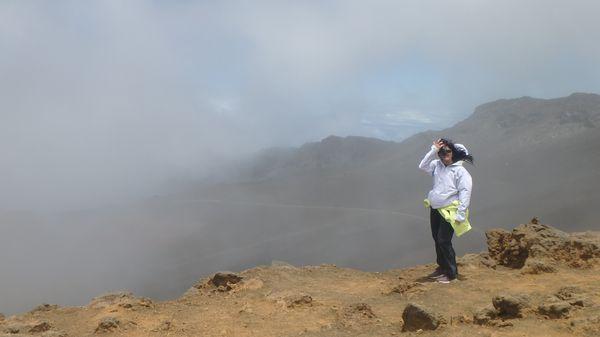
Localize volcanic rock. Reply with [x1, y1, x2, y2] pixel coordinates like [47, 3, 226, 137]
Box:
[29, 321, 52, 333]
[3, 322, 31, 334]
[473, 306, 498, 325]
[94, 317, 120, 334]
[402, 303, 445, 331]
[492, 294, 530, 318]
[286, 294, 313, 308]
[538, 301, 571, 319]
[209, 272, 243, 291]
[521, 259, 557, 274]
[486, 223, 600, 268]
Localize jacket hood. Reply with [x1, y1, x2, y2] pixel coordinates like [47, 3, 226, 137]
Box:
[454, 143, 469, 155]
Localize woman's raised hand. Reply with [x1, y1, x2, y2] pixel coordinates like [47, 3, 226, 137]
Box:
[433, 139, 444, 150]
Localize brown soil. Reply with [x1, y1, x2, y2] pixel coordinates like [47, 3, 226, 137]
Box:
[1, 222, 599, 337]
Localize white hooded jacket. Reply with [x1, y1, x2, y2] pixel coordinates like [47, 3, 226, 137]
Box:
[418, 145, 472, 222]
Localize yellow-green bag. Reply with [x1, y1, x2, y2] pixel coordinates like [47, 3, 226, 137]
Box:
[424, 199, 472, 237]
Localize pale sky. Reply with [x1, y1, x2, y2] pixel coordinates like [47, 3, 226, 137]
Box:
[1, 0, 599, 210]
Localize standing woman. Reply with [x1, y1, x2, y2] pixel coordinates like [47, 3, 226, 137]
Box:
[418, 138, 473, 284]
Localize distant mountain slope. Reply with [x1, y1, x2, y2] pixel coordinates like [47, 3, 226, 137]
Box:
[222, 92, 600, 183]
[186, 92, 600, 228]
[221, 135, 399, 182]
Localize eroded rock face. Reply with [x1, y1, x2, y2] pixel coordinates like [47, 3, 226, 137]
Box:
[486, 223, 600, 268]
[95, 317, 120, 334]
[402, 303, 445, 331]
[28, 321, 52, 333]
[521, 259, 557, 274]
[209, 272, 243, 291]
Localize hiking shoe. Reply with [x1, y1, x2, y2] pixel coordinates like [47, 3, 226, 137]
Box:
[436, 275, 455, 284]
[426, 268, 444, 279]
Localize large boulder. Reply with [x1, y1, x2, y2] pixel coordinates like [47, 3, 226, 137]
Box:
[486, 222, 600, 268]
[492, 294, 530, 318]
[402, 303, 445, 331]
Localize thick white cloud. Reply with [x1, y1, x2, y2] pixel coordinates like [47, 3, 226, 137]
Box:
[1, 0, 599, 210]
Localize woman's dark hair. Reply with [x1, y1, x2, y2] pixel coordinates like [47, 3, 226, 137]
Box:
[439, 138, 474, 165]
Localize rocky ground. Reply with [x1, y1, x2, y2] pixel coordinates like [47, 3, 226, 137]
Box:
[1, 221, 599, 337]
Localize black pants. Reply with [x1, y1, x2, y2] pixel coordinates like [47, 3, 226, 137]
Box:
[430, 207, 458, 279]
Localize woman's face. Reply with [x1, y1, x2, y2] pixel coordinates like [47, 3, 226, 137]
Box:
[438, 146, 453, 165]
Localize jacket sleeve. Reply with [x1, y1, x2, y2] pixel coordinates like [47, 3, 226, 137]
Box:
[455, 167, 473, 222]
[418, 145, 439, 175]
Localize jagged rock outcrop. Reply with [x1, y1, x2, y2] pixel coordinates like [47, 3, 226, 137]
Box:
[486, 222, 600, 268]
[209, 272, 243, 291]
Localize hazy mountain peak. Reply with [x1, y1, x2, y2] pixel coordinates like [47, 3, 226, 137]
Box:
[456, 93, 599, 146]
[471, 92, 600, 119]
[321, 134, 344, 143]
[567, 92, 600, 99]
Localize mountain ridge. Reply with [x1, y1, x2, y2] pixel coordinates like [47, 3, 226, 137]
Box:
[223, 92, 599, 184]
